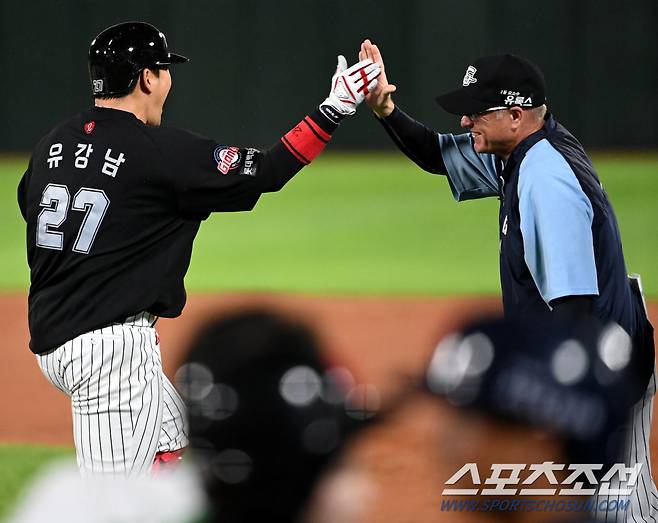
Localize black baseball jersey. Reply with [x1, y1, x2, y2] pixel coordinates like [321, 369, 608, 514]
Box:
[18, 106, 336, 354]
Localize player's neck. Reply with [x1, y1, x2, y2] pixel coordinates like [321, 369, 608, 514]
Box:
[94, 97, 149, 125]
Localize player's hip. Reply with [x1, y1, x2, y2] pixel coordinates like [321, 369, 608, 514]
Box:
[35, 312, 161, 396]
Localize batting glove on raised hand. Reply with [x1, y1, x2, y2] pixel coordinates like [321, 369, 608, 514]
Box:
[320, 55, 381, 122]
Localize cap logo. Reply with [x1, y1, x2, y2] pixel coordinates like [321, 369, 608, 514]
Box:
[92, 79, 104, 94]
[501, 90, 534, 107]
[462, 66, 478, 86]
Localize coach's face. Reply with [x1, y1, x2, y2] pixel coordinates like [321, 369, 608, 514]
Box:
[460, 107, 521, 159]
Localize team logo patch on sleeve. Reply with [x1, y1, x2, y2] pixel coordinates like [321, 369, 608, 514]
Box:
[213, 146, 242, 174]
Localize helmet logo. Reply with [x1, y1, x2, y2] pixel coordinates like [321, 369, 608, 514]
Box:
[84, 121, 96, 135]
[92, 79, 104, 94]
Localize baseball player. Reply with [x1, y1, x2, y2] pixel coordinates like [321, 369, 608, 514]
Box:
[16, 21, 380, 476]
[359, 40, 656, 522]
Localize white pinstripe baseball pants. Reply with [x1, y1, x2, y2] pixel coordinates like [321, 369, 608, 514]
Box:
[36, 313, 188, 476]
[595, 369, 658, 522]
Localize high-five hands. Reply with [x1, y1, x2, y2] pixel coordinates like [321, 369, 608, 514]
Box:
[359, 39, 397, 118]
[321, 55, 381, 121]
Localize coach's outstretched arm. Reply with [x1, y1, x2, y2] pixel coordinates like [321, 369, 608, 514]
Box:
[358, 40, 498, 202]
[358, 40, 445, 174]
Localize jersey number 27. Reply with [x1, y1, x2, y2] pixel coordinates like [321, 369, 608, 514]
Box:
[37, 183, 110, 254]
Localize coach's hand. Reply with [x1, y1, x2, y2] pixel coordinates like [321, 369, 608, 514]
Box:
[359, 39, 397, 118]
[321, 55, 381, 118]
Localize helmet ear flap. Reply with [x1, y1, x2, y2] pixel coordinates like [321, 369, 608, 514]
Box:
[88, 53, 140, 98]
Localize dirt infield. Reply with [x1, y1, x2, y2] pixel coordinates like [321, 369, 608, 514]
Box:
[2, 293, 657, 522]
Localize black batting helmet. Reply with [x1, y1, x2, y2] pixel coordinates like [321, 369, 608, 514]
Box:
[88, 21, 188, 97]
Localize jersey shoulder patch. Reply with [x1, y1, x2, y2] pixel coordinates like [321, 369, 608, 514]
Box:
[213, 145, 258, 176]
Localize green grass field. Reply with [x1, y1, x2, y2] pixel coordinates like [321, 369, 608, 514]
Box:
[0, 444, 74, 520]
[2, 152, 657, 295]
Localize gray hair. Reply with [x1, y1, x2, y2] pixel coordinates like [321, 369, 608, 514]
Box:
[531, 104, 547, 120]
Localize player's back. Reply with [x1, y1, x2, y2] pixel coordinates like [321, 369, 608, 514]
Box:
[19, 107, 200, 354]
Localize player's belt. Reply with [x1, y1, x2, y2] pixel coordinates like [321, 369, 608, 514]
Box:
[121, 311, 158, 327]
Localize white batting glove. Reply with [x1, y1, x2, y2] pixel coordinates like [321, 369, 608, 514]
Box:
[320, 55, 381, 122]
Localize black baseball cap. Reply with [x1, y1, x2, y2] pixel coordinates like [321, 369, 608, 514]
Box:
[436, 54, 546, 116]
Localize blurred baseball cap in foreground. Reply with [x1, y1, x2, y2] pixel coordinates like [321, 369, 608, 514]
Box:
[177, 309, 381, 523]
[425, 316, 644, 469]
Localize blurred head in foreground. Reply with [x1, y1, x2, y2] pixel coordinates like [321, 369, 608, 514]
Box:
[425, 317, 643, 522]
[176, 310, 378, 523]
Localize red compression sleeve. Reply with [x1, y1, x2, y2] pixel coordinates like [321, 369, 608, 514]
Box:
[281, 109, 337, 165]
